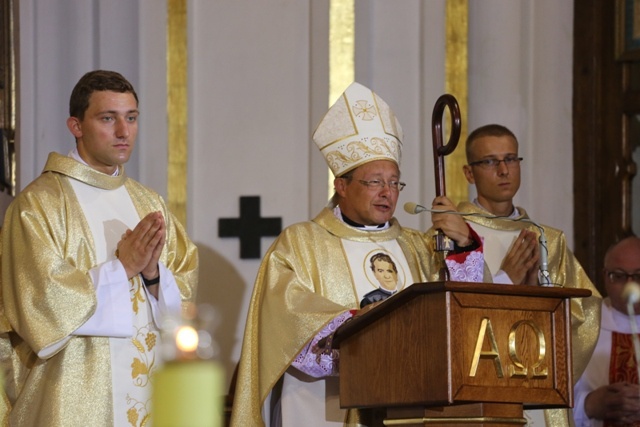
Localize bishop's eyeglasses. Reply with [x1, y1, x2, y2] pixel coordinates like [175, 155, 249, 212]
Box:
[342, 176, 407, 191]
[468, 156, 523, 169]
[339, 173, 407, 192]
[356, 179, 406, 192]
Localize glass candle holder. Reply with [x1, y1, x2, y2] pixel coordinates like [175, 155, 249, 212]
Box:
[152, 303, 224, 427]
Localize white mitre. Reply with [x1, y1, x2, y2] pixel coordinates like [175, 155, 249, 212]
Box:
[312, 82, 403, 177]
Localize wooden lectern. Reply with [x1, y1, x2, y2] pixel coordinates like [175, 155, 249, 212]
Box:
[333, 282, 592, 426]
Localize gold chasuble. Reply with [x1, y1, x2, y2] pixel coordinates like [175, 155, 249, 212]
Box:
[457, 201, 602, 426]
[0, 153, 198, 427]
[231, 207, 451, 427]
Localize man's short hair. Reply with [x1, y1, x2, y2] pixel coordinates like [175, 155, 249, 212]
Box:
[69, 70, 138, 120]
[465, 124, 518, 162]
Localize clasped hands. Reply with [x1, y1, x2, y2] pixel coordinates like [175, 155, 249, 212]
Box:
[500, 229, 540, 285]
[115, 211, 165, 284]
[585, 382, 640, 424]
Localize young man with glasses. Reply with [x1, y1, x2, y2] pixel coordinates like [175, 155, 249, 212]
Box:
[573, 236, 640, 426]
[455, 123, 601, 426]
[231, 83, 485, 427]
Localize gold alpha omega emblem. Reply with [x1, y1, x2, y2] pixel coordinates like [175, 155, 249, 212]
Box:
[469, 317, 548, 379]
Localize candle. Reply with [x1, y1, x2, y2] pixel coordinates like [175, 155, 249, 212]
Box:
[152, 360, 224, 427]
[152, 304, 224, 426]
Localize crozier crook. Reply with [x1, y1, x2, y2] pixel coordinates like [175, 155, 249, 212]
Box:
[431, 94, 461, 252]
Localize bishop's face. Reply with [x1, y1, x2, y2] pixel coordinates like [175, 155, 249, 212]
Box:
[67, 90, 139, 175]
[335, 160, 400, 226]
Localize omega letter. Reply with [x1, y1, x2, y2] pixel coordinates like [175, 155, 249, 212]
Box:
[507, 320, 548, 379]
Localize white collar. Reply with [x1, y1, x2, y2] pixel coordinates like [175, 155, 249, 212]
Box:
[332, 205, 390, 231]
[68, 148, 120, 177]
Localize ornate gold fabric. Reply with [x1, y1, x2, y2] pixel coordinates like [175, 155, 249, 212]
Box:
[230, 207, 447, 426]
[457, 201, 602, 427]
[0, 152, 198, 426]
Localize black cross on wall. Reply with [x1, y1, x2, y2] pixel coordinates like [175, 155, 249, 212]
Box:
[218, 196, 282, 259]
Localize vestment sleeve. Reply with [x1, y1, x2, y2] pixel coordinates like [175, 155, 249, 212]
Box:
[545, 228, 602, 379]
[156, 205, 198, 305]
[291, 310, 356, 377]
[72, 260, 133, 338]
[1, 182, 98, 357]
[147, 261, 183, 322]
[444, 225, 484, 282]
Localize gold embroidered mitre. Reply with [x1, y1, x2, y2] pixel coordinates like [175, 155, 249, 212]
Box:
[312, 82, 403, 177]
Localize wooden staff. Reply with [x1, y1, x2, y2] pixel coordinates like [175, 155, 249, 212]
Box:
[431, 94, 461, 253]
[432, 94, 461, 197]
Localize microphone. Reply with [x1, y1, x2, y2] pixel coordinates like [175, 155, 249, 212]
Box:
[404, 202, 452, 252]
[623, 282, 640, 304]
[404, 202, 428, 214]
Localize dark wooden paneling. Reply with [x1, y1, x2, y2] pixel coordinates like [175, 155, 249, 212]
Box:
[573, 0, 628, 297]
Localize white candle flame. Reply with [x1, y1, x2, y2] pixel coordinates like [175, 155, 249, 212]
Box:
[176, 325, 199, 353]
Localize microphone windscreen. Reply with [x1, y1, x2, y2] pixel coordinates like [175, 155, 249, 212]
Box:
[623, 282, 640, 304]
[404, 202, 419, 214]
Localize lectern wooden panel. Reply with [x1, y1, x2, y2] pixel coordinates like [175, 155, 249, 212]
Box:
[333, 282, 591, 425]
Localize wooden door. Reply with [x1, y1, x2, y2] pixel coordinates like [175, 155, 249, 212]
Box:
[573, 0, 640, 296]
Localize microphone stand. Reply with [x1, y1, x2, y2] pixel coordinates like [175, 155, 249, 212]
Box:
[538, 231, 552, 286]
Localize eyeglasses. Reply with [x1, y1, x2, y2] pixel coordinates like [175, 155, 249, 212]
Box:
[606, 270, 640, 284]
[356, 179, 406, 192]
[468, 156, 523, 169]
